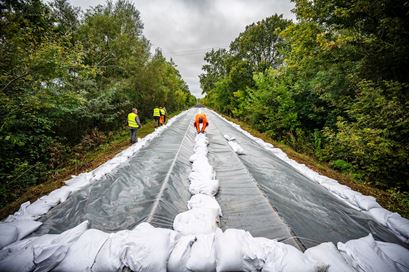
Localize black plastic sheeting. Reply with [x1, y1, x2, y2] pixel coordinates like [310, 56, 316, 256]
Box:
[204, 109, 406, 249]
[33, 106, 405, 252]
[205, 118, 303, 250]
[34, 109, 196, 235]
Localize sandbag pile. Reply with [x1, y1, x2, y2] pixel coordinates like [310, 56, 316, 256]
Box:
[211, 110, 409, 244]
[2, 110, 409, 272]
[0, 221, 180, 272]
[0, 111, 188, 250]
[170, 130, 320, 271]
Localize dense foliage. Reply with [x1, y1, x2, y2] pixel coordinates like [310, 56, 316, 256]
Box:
[201, 1, 409, 190]
[0, 0, 196, 205]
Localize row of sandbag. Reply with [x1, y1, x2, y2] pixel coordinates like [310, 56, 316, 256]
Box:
[2, 130, 408, 271]
[168, 131, 409, 272]
[0, 111, 188, 250]
[210, 110, 409, 244]
[170, 229, 409, 272]
[171, 132, 329, 271]
[0, 220, 181, 272]
[1, 218, 408, 271]
[173, 133, 221, 236]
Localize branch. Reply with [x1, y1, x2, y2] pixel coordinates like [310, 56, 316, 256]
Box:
[0, 72, 30, 93]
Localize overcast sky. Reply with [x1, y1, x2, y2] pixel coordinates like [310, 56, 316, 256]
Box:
[70, 0, 296, 97]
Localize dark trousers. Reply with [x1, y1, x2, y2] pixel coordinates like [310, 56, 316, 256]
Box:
[130, 128, 138, 143]
[154, 116, 160, 127]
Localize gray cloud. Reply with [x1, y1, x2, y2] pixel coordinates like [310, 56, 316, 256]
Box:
[70, 0, 295, 97]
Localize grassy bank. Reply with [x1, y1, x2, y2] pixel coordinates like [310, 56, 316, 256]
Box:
[0, 115, 174, 220]
[220, 113, 409, 219]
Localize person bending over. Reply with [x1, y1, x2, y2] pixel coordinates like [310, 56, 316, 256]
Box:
[194, 113, 209, 134]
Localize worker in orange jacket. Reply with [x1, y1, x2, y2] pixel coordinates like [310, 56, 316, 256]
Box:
[194, 112, 209, 133]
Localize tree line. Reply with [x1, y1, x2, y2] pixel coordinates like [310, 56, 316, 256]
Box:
[200, 0, 409, 191]
[0, 0, 196, 205]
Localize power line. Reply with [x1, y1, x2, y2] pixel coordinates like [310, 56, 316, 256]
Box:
[168, 46, 227, 54]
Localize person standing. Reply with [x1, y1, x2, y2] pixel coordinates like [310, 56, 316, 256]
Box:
[128, 108, 142, 143]
[153, 106, 160, 127]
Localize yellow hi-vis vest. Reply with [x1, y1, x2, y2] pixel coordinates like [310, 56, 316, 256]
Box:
[153, 107, 160, 117]
[128, 113, 139, 128]
[160, 108, 165, 115]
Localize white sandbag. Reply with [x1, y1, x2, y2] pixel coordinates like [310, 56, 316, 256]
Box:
[24, 199, 54, 218]
[386, 213, 409, 239]
[53, 229, 109, 272]
[195, 134, 209, 144]
[263, 241, 322, 272]
[0, 223, 18, 249]
[187, 232, 217, 272]
[376, 241, 409, 271]
[228, 141, 245, 155]
[215, 228, 243, 272]
[241, 236, 268, 271]
[187, 194, 222, 216]
[215, 229, 267, 272]
[364, 207, 392, 226]
[47, 186, 72, 204]
[92, 161, 119, 180]
[215, 228, 256, 272]
[192, 156, 213, 174]
[4, 201, 32, 221]
[92, 230, 128, 271]
[223, 134, 236, 141]
[189, 170, 214, 184]
[168, 235, 196, 272]
[193, 145, 208, 155]
[189, 150, 208, 163]
[189, 179, 219, 196]
[304, 242, 355, 272]
[354, 195, 381, 211]
[0, 236, 36, 261]
[120, 226, 179, 272]
[33, 221, 89, 272]
[65, 172, 92, 189]
[0, 234, 56, 272]
[173, 208, 219, 235]
[317, 177, 339, 187]
[337, 234, 397, 272]
[132, 222, 155, 231]
[328, 184, 359, 206]
[13, 219, 43, 240]
[94, 222, 157, 272]
[93, 224, 179, 272]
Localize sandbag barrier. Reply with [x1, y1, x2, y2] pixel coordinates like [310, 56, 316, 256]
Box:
[0, 110, 189, 249]
[1, 110, 409, 272]
[169, 129, 409, 271]
[210, 109, 409, 245]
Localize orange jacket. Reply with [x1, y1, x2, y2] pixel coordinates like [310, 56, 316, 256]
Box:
[194, 113, 208, 133]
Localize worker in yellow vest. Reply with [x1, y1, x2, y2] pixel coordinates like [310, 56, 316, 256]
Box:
[153, 106, 161, 128]
[128, 108, 142, 143]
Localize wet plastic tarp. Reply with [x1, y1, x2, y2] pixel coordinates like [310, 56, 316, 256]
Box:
[3, 106, 409, 271]
[203, 109, 405, 249]
[34, 109, 197, 235]
[29, 107, 405, 252]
